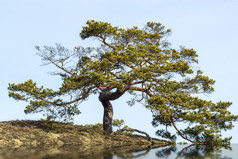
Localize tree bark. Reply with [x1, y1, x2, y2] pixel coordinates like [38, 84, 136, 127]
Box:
[99, 88, 126, 133]
[100, 99, 113, 132]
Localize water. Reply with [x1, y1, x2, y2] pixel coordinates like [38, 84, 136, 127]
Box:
[0, 144, 237, 159]
[123, 144, 238, 159]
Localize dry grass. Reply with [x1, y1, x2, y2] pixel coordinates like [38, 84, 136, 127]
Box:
[0, 120, 170, 149]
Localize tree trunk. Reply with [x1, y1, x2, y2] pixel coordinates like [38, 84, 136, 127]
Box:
[100, 99, 113, 132]
[99, 88, 126, 133]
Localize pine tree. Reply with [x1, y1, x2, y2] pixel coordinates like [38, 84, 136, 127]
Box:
[8, 20, 237, 145]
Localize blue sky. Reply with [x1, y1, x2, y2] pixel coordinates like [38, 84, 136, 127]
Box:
[1, 0, 238, 143]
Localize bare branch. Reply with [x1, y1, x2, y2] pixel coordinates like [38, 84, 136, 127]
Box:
[46, 57, 74, 75]
[129, 87, 153, 97]
[121, 127, 151, 139]
[41, 86, 96, 106]
[131, 81, 145, 85]
[96, 35, 116, 50]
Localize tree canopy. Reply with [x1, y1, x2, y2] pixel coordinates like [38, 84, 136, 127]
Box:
[8, 20, 237, 145]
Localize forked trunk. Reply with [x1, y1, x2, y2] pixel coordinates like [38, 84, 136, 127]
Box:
[100, 100, 113, 132]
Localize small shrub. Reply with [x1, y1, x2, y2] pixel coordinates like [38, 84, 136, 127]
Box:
[112, 119, 125, 129]
[49, 123, 66, 132]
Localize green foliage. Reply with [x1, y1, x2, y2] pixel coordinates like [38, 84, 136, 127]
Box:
[120, 125, 133, 135]
[8, 20, 238, 145]
[49, 122, 66, 132]
[93, 123, 103, 129]
[82, 123, 103, 131]
[112, 119, 125, 129]
[8, 80, 81, 122]
[156, 129, 177, 141]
